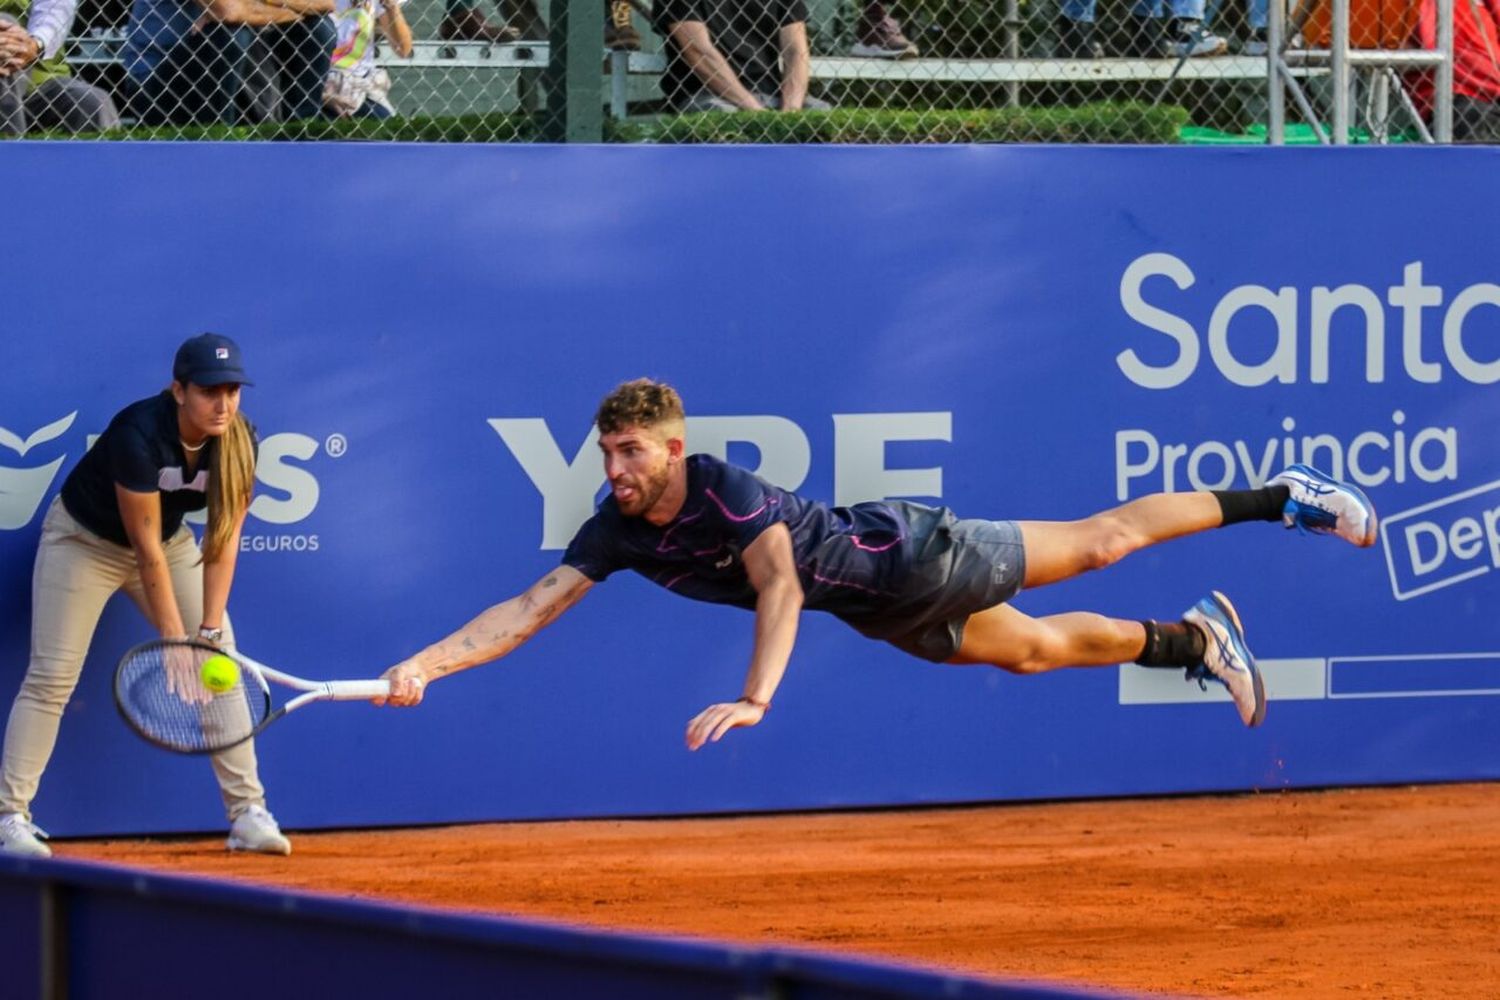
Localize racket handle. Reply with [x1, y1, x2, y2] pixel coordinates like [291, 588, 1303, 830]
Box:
[324, 679, 392, 700]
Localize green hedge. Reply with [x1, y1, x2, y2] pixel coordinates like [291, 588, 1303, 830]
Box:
[67, 114, 539, 143]
[621, 104, 1187, 143]
[30, 102, 1184, 144]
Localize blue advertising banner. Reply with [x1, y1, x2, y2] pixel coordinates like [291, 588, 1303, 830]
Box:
[1, 144, 1496, 836]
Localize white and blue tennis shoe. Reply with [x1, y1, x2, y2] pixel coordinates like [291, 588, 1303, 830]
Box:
[1268, 464, 1378, 548]
[1183, 591, 1266, 728]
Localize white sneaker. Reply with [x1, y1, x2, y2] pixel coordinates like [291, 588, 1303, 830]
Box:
[227, 805, 292, 856]
[0, 812, 52, 858]
[1171, 19, 1229, 56]
[1268, 464, 1378, 547]
[1183, 591, 1266, 727]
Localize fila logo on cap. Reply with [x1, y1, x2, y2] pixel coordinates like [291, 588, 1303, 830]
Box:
[216, 348, 230, 359]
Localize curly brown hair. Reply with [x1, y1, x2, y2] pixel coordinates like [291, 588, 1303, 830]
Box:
[594, 379, 685, 436]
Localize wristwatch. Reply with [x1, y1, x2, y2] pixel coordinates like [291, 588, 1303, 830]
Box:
[199, 625, 224, 644]
[26, 34, 44, 67]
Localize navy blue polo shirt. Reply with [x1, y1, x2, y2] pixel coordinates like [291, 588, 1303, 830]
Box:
[59, 391, 256, 548]
[562, 454, 914, 620]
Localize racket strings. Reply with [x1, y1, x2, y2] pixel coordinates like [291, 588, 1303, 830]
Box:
[115, 643, 270, 753]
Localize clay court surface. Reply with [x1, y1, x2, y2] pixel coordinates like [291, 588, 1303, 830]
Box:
[68, 782, 1497, 998]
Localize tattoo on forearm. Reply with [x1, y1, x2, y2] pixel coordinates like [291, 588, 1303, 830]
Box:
[542, 575, 558, 588]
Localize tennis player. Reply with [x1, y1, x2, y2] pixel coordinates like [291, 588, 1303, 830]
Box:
[0, 335, 291, 858]
[376, 379, 1377, 748]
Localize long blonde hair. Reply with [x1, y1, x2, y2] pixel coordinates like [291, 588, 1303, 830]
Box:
[203, 413, 256, 563]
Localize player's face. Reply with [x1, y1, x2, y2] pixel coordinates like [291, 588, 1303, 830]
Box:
[600, 424, 676, 518]
[173, 381, 241, 439]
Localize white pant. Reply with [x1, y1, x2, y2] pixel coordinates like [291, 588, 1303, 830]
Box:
[0, 497, 267, 821]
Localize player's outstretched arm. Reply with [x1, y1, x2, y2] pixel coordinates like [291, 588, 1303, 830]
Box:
[375, 565, 593, 707]
[685, 523, 803, 750]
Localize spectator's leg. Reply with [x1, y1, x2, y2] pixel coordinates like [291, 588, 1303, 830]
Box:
[354, 98, 393, 119]
[0, 72, 24, 136]
[1242, 0, 1273, 52]
[238, 31, 282, 124]
[140, 24, 255, 125]
[500, 0, 546, 39]
[442, 0, 522, 40]
[267, 16, 336, 121]
[23, 78, 123, 135]
[1166, 0, 1227, 55]
[1125, 0, 1166, 55]
[1055, 0, 1101, 56]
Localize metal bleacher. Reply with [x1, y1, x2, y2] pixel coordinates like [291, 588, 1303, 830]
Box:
[67, 26, 1324, 122]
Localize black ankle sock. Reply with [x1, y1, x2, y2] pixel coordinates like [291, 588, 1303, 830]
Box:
[1135, 620, 1206, 668]
[1212, 485, 1290, 526]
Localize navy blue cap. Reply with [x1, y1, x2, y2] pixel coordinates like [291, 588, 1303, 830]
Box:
[173, 333, 253, 388]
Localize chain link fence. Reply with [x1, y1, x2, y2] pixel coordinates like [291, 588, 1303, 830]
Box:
[0, 0, 1478, 141]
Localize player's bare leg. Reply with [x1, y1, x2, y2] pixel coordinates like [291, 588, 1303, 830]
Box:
[1015, 492, 1223, 589]
[949, 591, 1266, 727]
[1015, 465, 1378, 591]
[948, 602, 1146, 673]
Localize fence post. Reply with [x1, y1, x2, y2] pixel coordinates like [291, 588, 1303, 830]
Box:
[545, 0, 605, 142]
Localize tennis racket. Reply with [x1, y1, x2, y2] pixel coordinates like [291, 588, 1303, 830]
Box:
[114, 639, 390, 754]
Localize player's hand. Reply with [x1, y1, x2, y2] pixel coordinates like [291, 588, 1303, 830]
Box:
[685, 699, 765, 751]
[163, 643, 214, 706]
[374, 661, 427, 707]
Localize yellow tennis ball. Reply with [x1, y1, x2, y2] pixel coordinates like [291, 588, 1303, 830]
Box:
[200, 654, 240, 694]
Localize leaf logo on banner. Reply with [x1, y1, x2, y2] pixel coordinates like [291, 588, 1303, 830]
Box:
[0, 413, 77, 530]
[0, 412, 77, 458]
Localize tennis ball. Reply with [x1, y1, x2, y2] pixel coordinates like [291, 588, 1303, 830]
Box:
[200, 654, 240, 694]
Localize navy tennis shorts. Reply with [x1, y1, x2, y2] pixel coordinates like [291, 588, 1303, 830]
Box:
[840, 502, 1027, 663]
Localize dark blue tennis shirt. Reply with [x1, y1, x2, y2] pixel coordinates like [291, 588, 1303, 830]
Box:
[563, 454, 915, 620]
[60, 391, 257, 547]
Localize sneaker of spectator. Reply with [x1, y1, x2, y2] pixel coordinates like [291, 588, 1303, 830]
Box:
[1169, 17, 1227, 55]
[1055, 16, 1104, 57]
[851, 2, 919, 59]
[606, 0, 642, 50]
[440, 6, 520, 41]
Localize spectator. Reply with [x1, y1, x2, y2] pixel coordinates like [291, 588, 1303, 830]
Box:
[1419, 0, 1500, 140]
[121, 0, 334, 125]
[324, 0, 410, 117]
[442, 0, 642, 51]
[439, 0, 517, 41]
[654, 0, 830, 110]
[851, 1, 917, 58]
[1056, 2, 1227, 57]
[0, 0, 119, 133]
